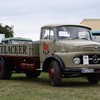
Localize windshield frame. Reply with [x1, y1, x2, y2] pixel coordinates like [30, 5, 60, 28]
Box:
[57, 26, 92, 40]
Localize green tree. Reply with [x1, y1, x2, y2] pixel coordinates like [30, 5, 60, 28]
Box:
[0, 24, 14, 38]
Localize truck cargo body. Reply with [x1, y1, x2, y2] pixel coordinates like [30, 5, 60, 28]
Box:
[0, 42, 40, 73]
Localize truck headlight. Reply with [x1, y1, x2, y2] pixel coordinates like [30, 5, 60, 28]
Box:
[73, 57, 80, 65]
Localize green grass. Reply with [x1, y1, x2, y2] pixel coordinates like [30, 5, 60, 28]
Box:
[0, 73, 100, 100]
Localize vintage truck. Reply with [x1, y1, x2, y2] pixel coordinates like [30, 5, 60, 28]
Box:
[0, 24, 100, 86]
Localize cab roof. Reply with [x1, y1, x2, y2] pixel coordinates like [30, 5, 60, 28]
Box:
[41, 24, 91, 30]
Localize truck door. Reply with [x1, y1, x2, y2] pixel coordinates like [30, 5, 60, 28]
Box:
[40, 28, 55, 63]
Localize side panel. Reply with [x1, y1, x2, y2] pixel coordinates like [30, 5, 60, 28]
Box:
[0, 43, 39, 57]
[0, 43, 40, 72]
[39, 40, 54, 62]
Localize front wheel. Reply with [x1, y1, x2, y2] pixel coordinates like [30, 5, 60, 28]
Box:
[49, 60, 61, 86]
[87, 74, 100, 84]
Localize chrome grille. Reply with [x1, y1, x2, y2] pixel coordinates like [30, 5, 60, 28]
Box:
[79, 55, 100, 64]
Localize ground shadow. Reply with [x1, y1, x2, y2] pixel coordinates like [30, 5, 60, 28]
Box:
[61, 80, 100, 88]
[11, 73, 50, 86]
[10, 73, 100, 87]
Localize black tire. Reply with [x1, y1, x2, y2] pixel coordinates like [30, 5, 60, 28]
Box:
[25, 70, 41, 78]
[49, 60, 61, 86]
[0, 60, 12, 79]
[87, 74, 100, 84]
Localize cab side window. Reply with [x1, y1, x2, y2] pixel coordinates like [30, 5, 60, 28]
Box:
[42, 29, 54, 40]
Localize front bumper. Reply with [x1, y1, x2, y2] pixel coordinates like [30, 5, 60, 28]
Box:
[63, 67, 100, 77]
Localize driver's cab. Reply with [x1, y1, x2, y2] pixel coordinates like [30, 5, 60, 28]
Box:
[39, 24, 92, 63]
[40, 26, 55, 62]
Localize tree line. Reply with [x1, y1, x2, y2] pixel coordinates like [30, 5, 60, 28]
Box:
[0, 23, 14, 38]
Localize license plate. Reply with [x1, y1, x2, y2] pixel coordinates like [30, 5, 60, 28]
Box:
[81, 68, 94, 73]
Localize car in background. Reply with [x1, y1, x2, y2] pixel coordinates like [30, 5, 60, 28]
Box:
[92, 30, 100, 42]
[1, 37, 33, 44]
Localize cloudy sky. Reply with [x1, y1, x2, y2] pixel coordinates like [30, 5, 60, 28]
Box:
[0, 0, 100, 40]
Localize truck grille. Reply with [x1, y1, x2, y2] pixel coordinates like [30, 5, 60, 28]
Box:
[79, 55, 100, 64]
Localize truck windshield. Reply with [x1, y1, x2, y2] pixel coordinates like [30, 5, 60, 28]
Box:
[57, 26, 92, 40]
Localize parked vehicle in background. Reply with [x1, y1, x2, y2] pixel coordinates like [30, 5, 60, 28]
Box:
[1, 37, 33, 44]
[0, 24, 100, 86]
[92, 30, 100, 42]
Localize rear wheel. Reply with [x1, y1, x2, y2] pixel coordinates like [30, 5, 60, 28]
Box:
[87, 74, 100, 84]
[0, 60, 12, 79]
[25, 70, 41, 78]
[49, 60, 61, 86]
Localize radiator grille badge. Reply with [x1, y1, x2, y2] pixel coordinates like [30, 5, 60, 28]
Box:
[93, 55, 98, 63]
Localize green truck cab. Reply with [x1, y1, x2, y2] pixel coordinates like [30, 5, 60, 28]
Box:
[0, 24, 100, 86]
[1, 37, 33, 44]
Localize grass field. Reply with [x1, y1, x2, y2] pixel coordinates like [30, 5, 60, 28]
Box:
[0, 72, 100, 100]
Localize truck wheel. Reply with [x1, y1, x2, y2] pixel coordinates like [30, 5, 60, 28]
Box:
[25, 70, 41, 78]
[87, 74, 100, 84]
[0, 61, 12, 79]
[49, 60, 61, 86]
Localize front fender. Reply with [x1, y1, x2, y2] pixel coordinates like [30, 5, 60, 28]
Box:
[43, 55, 65, 72]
